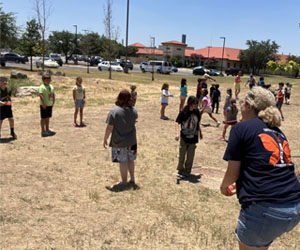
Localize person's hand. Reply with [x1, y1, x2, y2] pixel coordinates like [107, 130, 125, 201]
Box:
[175, 135, 179, 141]
[83, 99, 86, 104]
[220, 184, 236, 196]
[199, 132, 203, 140]
[103, 140, 108, 148]
[42, 104, 47, 109]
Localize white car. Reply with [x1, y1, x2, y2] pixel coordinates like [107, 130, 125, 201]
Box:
[98, 61, 123, 72]
[36, 57, 59, 68]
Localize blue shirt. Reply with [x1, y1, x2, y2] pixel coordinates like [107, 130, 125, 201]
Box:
[223, 118, 300, 206]
[180, 85, 188, 97]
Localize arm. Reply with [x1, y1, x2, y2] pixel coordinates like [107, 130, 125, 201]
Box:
[220, 160, 241, 196]
[83, 89, 86, 103]
[103, 124, 114, 148]
[73, 89, 76, 102]
[39, 93, 47, 109]
[52, 92, 55, 106]
[175, 123, 180, 141]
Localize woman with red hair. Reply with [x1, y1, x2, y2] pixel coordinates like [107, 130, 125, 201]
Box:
[103, 90, 138, 191]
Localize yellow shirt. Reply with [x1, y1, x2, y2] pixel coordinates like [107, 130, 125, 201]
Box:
[73, 85, 85, 100]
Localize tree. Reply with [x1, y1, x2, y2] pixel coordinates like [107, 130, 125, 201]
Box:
[266, 60, 299, 78]
[48, 30, 74, 63]
[17, 19, 41, 71]
[34, 0, 51, 71]
[0, 4, 18, 49]
[239, 39, 279, 75]
[103, 0, 119, 79]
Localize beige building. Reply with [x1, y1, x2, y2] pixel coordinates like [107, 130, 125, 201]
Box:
[159, 40, 187, 61]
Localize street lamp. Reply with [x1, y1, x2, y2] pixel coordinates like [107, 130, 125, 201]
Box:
[124, 0, 130, 73]
[151, 37, 155, 81]
[73, 24, 78, 53]
[220, 37, 226, 73]
[207, 46, 211, 66]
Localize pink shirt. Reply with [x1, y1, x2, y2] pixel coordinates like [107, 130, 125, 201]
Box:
[201, 96, 211, 108]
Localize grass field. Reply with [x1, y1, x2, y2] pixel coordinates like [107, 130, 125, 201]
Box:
[1, 67, 300, 250]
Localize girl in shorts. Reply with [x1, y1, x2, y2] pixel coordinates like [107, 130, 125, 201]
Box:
[179, 78, 188, 112]
[218, 98, 238, 141]
[103, 90, 138, 190]
[73, 77, 86, 127]
[160, 83, 173, 120]
[201, 89, 220, 127]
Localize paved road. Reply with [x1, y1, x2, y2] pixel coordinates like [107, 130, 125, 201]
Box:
[3, 61, 193, 75]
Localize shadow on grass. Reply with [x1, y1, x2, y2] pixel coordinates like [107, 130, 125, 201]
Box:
[177, 174, 203, 184]
[0, 137, 16, 143]
[105, 182, 140, 192]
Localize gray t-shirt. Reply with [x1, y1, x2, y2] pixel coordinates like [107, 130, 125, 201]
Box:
[106, 106, 138, 148]
[226, 106, 238, 121]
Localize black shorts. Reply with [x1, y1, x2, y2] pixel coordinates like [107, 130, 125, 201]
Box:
[0, 105, 13, 120]
[276, 101, 283, 109]
[285, 93, 290, 99]
[40, 106, 53, 118]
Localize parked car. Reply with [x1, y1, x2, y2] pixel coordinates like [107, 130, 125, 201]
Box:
[141, 61, 172, 74]
[193, 66, 210, 75]
[119, 59, 133, 70]
[3, 53, 28, 64]
[90, 56, 103, 66]
[98, 61, 123, 72]
[225, 68, 241, 76]
[208, 69, 222, 76]
[171, 65, 178, 72]
[36, 57, 59, 68]
[49, 53, 63, 66]
[140, 62, 147, 70]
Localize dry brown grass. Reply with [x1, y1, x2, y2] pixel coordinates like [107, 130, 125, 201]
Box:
[1, 68, 300, 250]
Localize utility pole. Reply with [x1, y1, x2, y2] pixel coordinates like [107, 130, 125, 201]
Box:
[220, 37, 226, 73]
[151, 37, 155, 81]
[124, 0, 130, 73]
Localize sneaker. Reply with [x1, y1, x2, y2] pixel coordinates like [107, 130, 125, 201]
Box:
[161, 116, 169, 120]
[216, 121, 221, 127]
[79, 122, 86, 127]
[128, 181, 140, 190]
[47, 130, 56, 136]
[218, 136, 225, 141]
[11, 132, 17, 139]
[73, 122, 78, 127]
[41, 131, 50, 137]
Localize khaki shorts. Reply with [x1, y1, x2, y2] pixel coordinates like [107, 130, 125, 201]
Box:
[234, 82, 241, 90]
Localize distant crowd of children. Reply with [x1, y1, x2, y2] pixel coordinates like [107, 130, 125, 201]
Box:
[0, 72, 294, 189]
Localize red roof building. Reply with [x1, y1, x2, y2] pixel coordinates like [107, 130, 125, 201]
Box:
[129, 42, 146, 48]
[161, 40, 187, 47]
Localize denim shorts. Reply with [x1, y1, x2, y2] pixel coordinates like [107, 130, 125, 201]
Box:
[236, 200, 300, 248]
[75, 99, 85, 108]
[111, 144, 137, 163]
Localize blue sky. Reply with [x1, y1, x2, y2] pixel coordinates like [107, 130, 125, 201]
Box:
[2, 0, 300, 56]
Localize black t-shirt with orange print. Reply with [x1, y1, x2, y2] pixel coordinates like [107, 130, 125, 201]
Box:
[224, 118, 300, 206]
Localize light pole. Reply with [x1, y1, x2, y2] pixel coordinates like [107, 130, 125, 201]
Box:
[207, 46, 211, 66]
[124, 0, 130, 73]
[73, 25, 78, 65]
[151, 37, 155, 81]
[220, 37, 226, 73]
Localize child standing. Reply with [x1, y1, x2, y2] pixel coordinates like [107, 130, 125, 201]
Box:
[103, 90, 138, 190]
[245, 73, 256, 89]
[223, 88, 232, 121]
[73, 77, 86, 127]
[39, 73, 56, 137]
[130, 85, 137, 106]
[179, 78, 188, 111]
[285, 82, 292, 104]
[175, 96, 202, 177]
[276, 82, 285, 121]
[218, 98, 238, 141]
[234, 71, 242, 99]
[201, 89, 220, 127]
[209, 83, 216, 100]
[160, 83, 173, 120]
[0, 77, 17, 139]
[211, 84, 221, 114]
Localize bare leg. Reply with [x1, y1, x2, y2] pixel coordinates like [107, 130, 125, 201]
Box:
[8, 118, 14, 129]
[222, 124, 229, 138]
[160, 105, 166, 118]
[74, 108, 79, 123]
[119, 162, 128, 183]
[127, 160, 135, 182]
[179, 97, 186, 112]
[238, 240, 269, 250]
[209, 113, 218, 123]
[46, 117, 50, 131]
[41, 118, 46, 132]
[80, 107, 83, 124]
